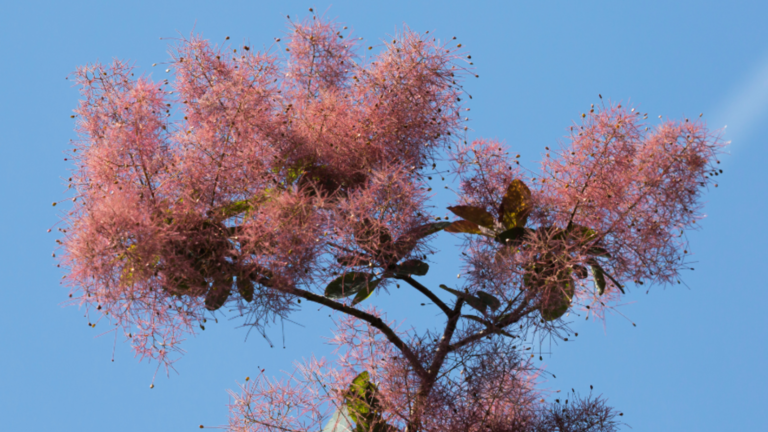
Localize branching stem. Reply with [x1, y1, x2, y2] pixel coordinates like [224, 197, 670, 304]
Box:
[395, 275, 452, 316]
[285, 286, 428, 380]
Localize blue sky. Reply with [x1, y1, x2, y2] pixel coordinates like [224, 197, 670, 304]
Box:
[1, 1, 767, 430]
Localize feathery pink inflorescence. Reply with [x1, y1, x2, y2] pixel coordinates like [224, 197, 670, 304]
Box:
[61, 16, 466, 367]
[538, 105, 722, 297]
[62, 13, 719, 431]
[449, 104, 723, 323]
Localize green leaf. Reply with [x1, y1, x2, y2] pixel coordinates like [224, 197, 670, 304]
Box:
[551, 227, 569, 241]
[499, 179, 532, 229]
[204, 282, 232, 311]
[175, 279, 191, 292]
[345, 371, 384, 431]
[446, 206, 496, 229]
[591, 265, 607, 295]
[236, 277, 254, 302]
[539, 273, 575, 321]
[496, 227, 529, 245]
[523, 270, 534, 290]
[348, 371, 371, 397]
[585, 261, 625, 294]
[395, 260, 429, 276]
[439, 284, 487, 314]
[496, 312, 514, 326]
[346, 372, 372, 425]
[444, 220, 484, 235]
[325, 273, 378, 299]
[476, 291, 501, 312]
[351, 279, 381, 306]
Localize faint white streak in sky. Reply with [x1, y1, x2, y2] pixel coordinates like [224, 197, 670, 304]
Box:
[711, 57, 768, 145]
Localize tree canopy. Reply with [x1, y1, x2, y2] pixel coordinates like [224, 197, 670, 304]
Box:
[60, 13, 724, 432]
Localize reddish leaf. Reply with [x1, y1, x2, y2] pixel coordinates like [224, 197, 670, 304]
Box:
[444, 220, 484, 235]
[447, 205, 495, 228]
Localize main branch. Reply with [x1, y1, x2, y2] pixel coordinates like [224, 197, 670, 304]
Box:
[286, 286, 429, 380]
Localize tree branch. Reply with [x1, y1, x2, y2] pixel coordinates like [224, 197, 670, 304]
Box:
[286, 286, 428, 380]
[428, 299, 464, 376]
[395, 275, 452, 316]
[448, 300, 535, 352]
[408, 299, 464, 431]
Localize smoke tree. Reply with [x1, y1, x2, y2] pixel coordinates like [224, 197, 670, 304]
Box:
[59, 12, 724, 432]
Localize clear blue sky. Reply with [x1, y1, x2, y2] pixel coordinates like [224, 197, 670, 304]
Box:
[1, 1, 766, 430]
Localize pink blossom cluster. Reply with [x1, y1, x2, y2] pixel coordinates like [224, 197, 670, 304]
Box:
[60, 13, 723, 431]
[62, 15, 462, 367]
[451, 105, 723, 323]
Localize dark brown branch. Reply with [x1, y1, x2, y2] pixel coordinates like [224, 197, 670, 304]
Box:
[287, 286, 428, 379]
[447, 300, 535, 352]
[395, 275, 452, 316]
[428, 299, 464, 376]
[408, 299, 464, 431]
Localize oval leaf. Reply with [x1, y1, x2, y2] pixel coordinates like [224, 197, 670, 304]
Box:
[325, 272, 374, 299]
[218, 199, 253, 218]
[447, 205, 495, 229]
[499, 179, 532, 229]
[444, 220, 483, 235]
[591, 265, 607, 295]
[477, 291, 502, 312]
[584, 258, 623, 293]
[236, 277, 254, 302]
[540, 275, 575, 321]
[204, 284, 231, 311]
[395, 260, 429, 276]
[351, 278, 381, 306]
